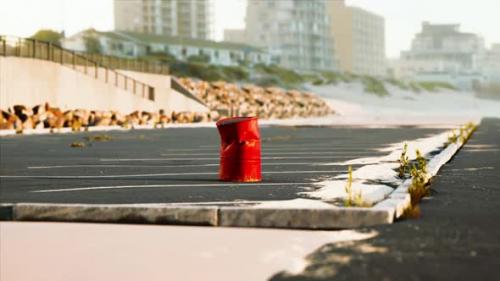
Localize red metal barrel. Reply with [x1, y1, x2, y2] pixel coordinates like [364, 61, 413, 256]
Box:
[216, 116, 262, 182]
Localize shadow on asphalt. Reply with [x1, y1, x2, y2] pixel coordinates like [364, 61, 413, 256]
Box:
[270, 118, 500, 281]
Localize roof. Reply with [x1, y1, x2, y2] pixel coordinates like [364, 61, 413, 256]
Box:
[68, 28, 123, 41]
[78, 29, 267, 53]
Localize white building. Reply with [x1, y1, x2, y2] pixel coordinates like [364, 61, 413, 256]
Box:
[114, 0, 214, 40]
[62, 29, 271, 67]
[482, 44, 500, 85]
[244, 0, 335, 71]
[224, 29, 247, 44]
[400, 22, 486, 90]
[328, 0, 385, 76]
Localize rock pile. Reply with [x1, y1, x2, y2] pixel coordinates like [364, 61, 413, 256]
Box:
[178, 78, 334, 119]
[0, 103, 217, 132]
[1, 80, 333, 133]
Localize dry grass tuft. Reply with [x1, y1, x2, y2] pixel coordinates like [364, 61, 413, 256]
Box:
[447, 129, 458, 145]
[70, 141, 86, 148]
[408, 180, 430, 206]
[344, 166, 371, 207]
[398, 143, 410, 178]
[402, 204, 421, 219]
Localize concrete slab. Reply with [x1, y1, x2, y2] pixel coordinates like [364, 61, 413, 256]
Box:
[0, 221, 376, 281]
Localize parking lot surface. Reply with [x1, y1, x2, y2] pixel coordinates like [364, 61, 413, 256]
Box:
[0, 126, 445, 204]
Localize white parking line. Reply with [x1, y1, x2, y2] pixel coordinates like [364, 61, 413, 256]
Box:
[197, 144, 377, 149]
[159, 151, 374, 156]
[99, 156, 356, 162]
[28, 164, 219, 169]
[32, 182, 311, 193]
[167, 147, 377, 152]
[0, 170, 341, 179]
[27, 162, 345, 169]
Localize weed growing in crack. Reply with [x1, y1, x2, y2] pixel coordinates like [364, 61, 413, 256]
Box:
[404, 149, 430, 218]
[459, 126, 466, 143]
[447, 122, 478, 146]
[408, 164, 429, 205]
[344, 166, 369, 207]
[402, 204, 421, 219]
[461, 122, 478, 143]
[415, 149, 428, 174]
[398, 143, 410, 178]
[447, 130, 458, 145]
[344, 165, 354, 206]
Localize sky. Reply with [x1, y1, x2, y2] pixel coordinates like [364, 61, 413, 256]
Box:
[0, 0, 499, 58]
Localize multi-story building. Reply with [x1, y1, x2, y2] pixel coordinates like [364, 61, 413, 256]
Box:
[482, 44, 500, 85]
[62, 29, 271, 67]
[114, 0, 214, 40]
[223, 29, 246, 44]
[244, 0, 335, 71]
[328, 0, 385, 76]
[399, 22, 486, 90]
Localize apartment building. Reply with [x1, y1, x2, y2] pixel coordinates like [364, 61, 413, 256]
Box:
[223, 29, 246, 44]
[482, 43, 500, 85]
[399, 22, 486, 89]
[328, 0, 385, 76]
[244, 0, 335, 71]
[114, 0, 214, 40]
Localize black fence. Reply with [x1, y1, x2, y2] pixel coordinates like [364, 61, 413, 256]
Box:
[81, 53, 169, 75]
[170, 77, 206, 105]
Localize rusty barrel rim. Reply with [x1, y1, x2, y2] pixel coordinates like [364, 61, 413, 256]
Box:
[216, 116, 258, 127]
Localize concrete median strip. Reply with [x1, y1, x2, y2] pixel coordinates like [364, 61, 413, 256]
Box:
[218, 207, 394, 229]
[0, 203, 393, 229]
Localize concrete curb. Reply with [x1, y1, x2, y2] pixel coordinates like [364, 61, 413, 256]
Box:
[0, 203, 392, 230]
[218, 207, 394, 229]
[0, 203, 218, 226]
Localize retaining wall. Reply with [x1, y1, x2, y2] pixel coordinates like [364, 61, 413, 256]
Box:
[0, 57, 208, 114]
[118, 70, 208, 114]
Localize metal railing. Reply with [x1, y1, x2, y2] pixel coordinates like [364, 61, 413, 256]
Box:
[0, 35, 155, 101]
[170, 77, 206, 106]
[80, 52, 169, 75]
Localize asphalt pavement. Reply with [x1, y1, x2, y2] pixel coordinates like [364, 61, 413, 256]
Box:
[0, 125, 445, 204]
[270, 118, 500, 281]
